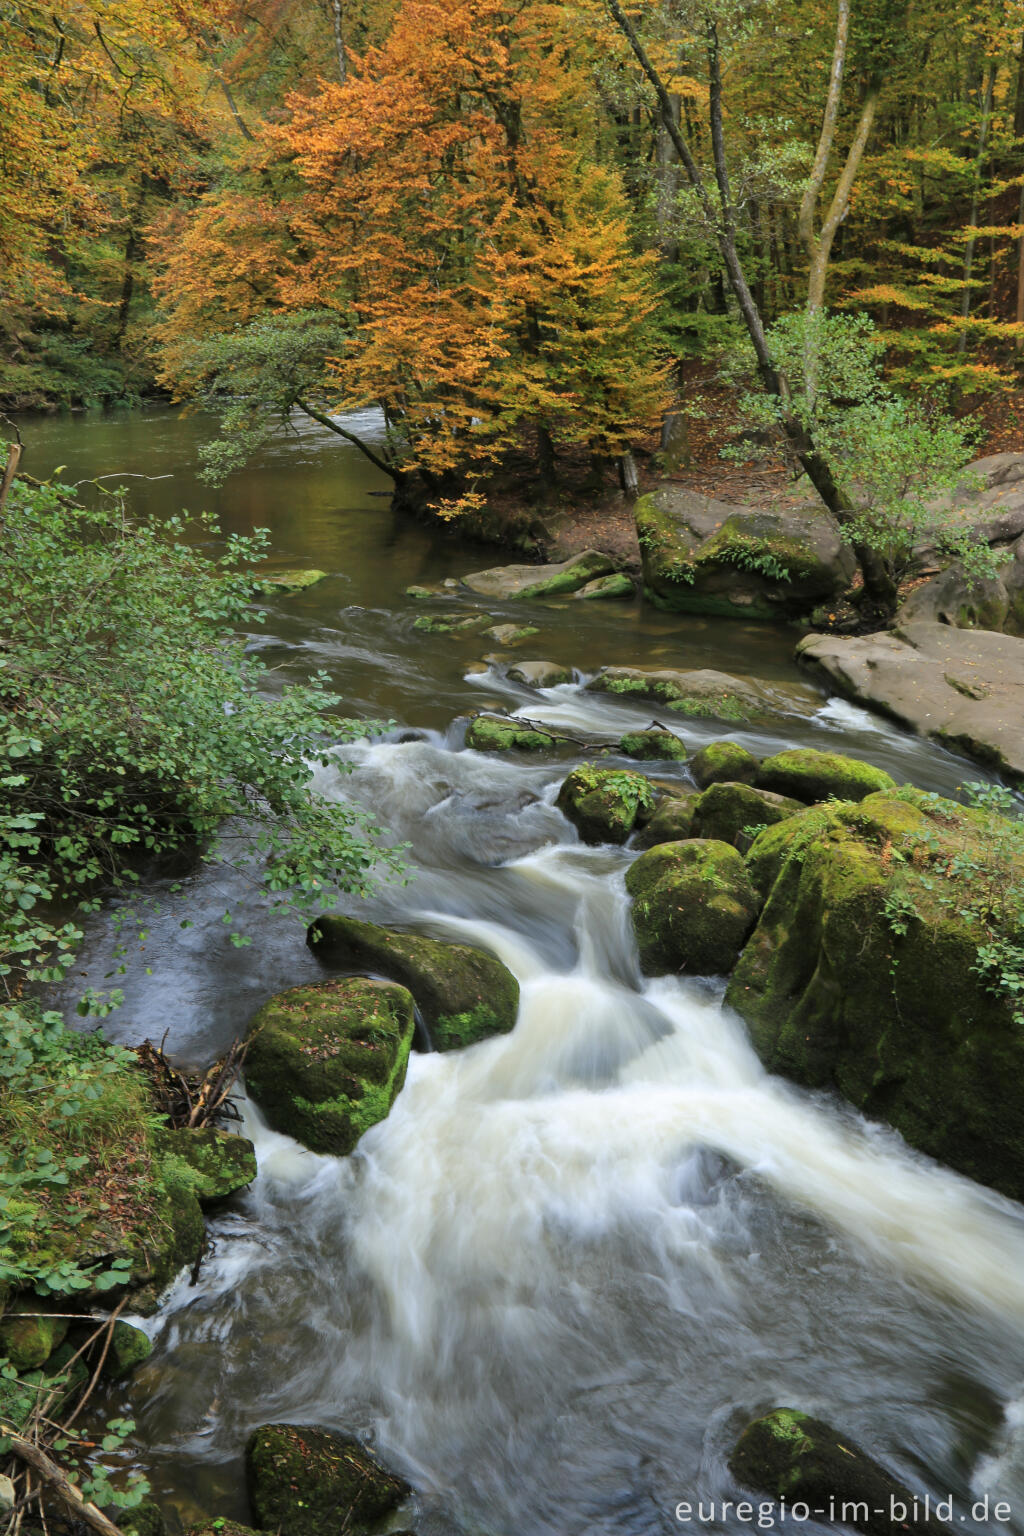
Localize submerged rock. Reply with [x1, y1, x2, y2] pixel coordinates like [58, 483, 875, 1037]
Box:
[573, 572, 634, 600]
[626, 839, 760, 976]
[730, 1409, 952, 1535]
[797, 622, 1024, 780]
[556, 766, 657, 845]
[246, 1424, 411, 1536]
[756, 747, 894, 803]
[465, 714, 557, 752]
[689, 740, 759, 789]
[635, 488, 854, 619]
[726, 789, 1024, 1198]
[244, 978, 415, 1155]
[309, 914, 519, 1052]
[461, 549, 617, 600]
[586, 666, 767, 722]
[412, 612, 491, 635]
[690, 780, 801, 851]
[253, 569, 328, 595]
[507, 659, 572, 688]
[484, 623, 541, 645]
[618, 728, 688, 761]
[632, 792, 698, 849]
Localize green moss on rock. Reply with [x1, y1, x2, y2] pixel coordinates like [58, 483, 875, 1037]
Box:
[730, 1409, 952, 1535]
[632, 793, 698, 849]
[573, 572, 634, 600]
[245, 1423, 411, 1536]
[689, 740, 760, 789]
[556, 765, 657, 845]
[308, 914, 519, 1052]
[109, 1321, 153, 1378]
[691, 781, 802, 852]
[122, 1502, 166, 1536]
[253, 570, 327, 594]
[625, 839, 761, 976]
[187, 1523, 265, 1536]
[586, 667, 764, 723]
[464, 715, 554, 752]
[153, 1128, 257, 1203]
[244, 978, 415, 1155]
[726, 790, 1024, 1198]
[756, 748, 895, 804]
[0, 1310, 68, 1371]
[619, 730, 688, 761]
[412, 612, 491, 635]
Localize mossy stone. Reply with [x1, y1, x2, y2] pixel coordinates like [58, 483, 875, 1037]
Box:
[625, 839, 761, 976]
[412, 612, 491, 635]
[632, 793, 698, 849]
[691, 781, 802, 852]
[573, 572, 634, 600]
[308, 914, 519, 1052]
[726, 790, 1024, 1198]
[244, 978, 416, 1155]
[586, 666, 764, 723]
[484, 623, 541, 645]
[730, 1409, 952, 1535]
[0, 1310, 68, 1371]
[689, 740, 760, 789]
[109, 1321, 153, 1378]
[507, 660, 572, 688]
[253, 570, 327, 594]
[556, 766, 657, 845]
[464, 715, 554, 752]
[188, 1523, 266, 1536]
[245, 1423, 411, 1536]
[618, 730, 688, 762]
[756, 747, 894, 804]
[122, 1502, 167, 1536]
[153, 1128, 257, 1204]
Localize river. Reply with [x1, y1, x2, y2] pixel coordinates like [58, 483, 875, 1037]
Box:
[18, 407, 1024, 1535]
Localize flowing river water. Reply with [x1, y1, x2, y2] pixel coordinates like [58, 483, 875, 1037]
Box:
[19, 408, 1024, 1535]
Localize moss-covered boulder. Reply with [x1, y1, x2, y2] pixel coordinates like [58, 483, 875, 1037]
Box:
[636, 489, 854, 619]
[689, 740, 760, 789]
[586, 666, 766, 723]
[122, 1501, 166, 1536]
[573, 572, 634, 600]
[188, 1524, 265, 1536]
[726, 789, 1024, 1197]
[246, 1424, 411, 1536]
[730, 1409, 952, 1535]
[244, 978, 415, 1155]
[626, 840, 761, 976]
[556, 766, 657, 845]
[461, 549, 616, 600]
[109, 1321, 153, 1378]
[412, 612, 491, 635]
[618, 730, 688, 761]
[507, 660, 572, 688]
[484, 623, 540, 646]
[0, 1309, 69, 1371]
[632, 792, 698, 849]
[464, 714, 555, 752]
[691, 781, 802, 852]
[154, 1128, 257, 1203]
[756, 747, 895, 804]
[308, 914, 519, 1052]
[253, 569, 327, 595]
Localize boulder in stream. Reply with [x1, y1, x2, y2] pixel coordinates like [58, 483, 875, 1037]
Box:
[730, 1408, 953, 1535]
[244, 977, 415, 1154]
[252, 569, 328, 595]
[461, 549, 617, 600]
[507, 659, 572, 688]
[573, 572, 634, 600]
[797, 622, 1024, 781]
[726, 789, 1024, 1198]
[308, 914, 519, 1051]
[188, 1524, 265, 1536]
[246, 1424, 411, 1536]
[618, 729, 688, 761]
[464, 714, 558, 752]
[690, 781, 802, 852]
[756, 746, 894, 804]
[689, 740, 760, 789]
[632, 791, 698, 849]
[484, 623, 541, 645]
[586, 666, 768, 723]
[635, 488, 854, 619]
[626, 839, 761, 975]
[556, 766, 657, 845]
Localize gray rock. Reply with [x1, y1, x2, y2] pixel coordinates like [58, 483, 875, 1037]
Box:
[483, 623, 540, 645]
[797, 622, 1024, 780]
[586, 665, 803, 723]
[461, 550, 617, 600]
[899, 532, 1024, 637]
[572, 572, 634, 600]
[635, 488, 854, 619]
[507, 660, 573, 688]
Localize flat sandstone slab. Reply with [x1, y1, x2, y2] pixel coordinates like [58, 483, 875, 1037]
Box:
[797, 621, 1024, 780]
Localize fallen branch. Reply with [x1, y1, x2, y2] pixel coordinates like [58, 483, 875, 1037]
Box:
[0, 1433, 124, 1536]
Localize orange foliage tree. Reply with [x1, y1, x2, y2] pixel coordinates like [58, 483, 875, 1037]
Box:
[154, 0, 671, 510]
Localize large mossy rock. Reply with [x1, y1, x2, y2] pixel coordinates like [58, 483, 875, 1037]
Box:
[632, 792, 698, 849]
[730, 1409, 952, 1536]
[0, 1309, 69, 1371]
[635, 488, 854, 620]
[308, 914, 519, 1053]
[691, 781, 802, 852]
[586, 666, 767, 723]
[626, 840, 761, 976]
[153, 1127, 257, 1203]
[689, 740, 760, 789]
[618, 729, 688, 761]
[461, 549, 616, 600]
[556, 766, 657, 845]
[726, 790, 1024, 1197]
[244, 978, 415, 1154]
[253, 569, 327, 595]
[464, 714, 555, 752]
[246, 1424, 411, 1536]
[756, 747, 894, 804]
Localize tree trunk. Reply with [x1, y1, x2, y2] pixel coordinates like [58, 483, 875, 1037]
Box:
[618, 450, 640, 497]
[957, 59, 997, 355]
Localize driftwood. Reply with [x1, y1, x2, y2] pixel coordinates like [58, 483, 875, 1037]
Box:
[134, 1034, 247, 1129]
